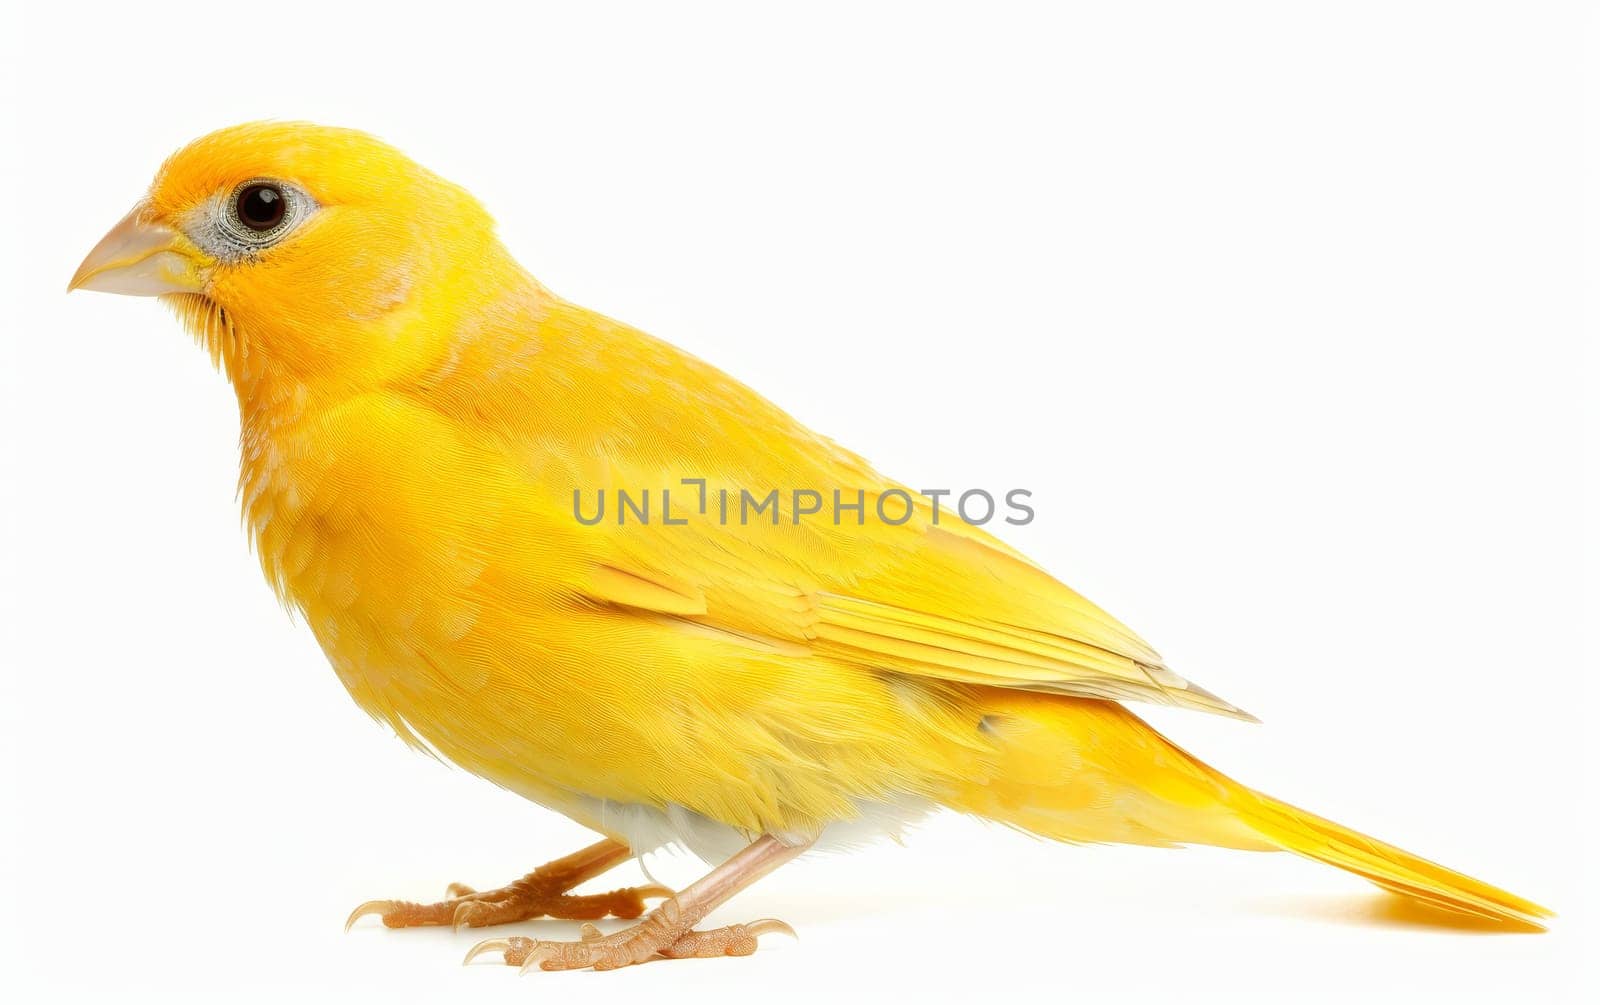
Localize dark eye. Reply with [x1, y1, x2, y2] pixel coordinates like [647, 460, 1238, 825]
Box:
[235, 183, 286, 231]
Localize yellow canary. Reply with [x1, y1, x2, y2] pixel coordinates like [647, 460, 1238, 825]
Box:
[69, 122, 1548, 972]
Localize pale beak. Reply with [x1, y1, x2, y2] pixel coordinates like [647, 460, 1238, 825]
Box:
[68, 204, 211, 296]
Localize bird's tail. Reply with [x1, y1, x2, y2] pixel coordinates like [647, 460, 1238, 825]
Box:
[944, 690, 1551, 929]
[1229, 787, 1550, 928]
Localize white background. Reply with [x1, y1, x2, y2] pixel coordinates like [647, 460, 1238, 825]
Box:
[1, 1, 1594, 1002]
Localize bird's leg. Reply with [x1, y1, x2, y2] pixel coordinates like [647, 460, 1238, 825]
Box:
[346, 838, 671, 931]
[465, 834, 808, 972]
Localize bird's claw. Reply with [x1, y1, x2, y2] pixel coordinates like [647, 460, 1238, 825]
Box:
[344, 899, 402, 932]
[451, 900, 483, 932]
[463, 935, 537, 967]
[744, 918, 798, 941]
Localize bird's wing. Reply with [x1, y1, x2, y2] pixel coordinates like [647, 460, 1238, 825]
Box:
[477, 300, 1252, 720]
[576, 470, 1254, 720]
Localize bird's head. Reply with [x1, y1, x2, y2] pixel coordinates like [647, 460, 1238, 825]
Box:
[69, 122, 522, 388]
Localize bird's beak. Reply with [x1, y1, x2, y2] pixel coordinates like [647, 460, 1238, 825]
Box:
[68, 204, 211, 296]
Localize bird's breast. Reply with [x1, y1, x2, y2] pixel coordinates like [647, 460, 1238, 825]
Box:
[235, 392, 519, 745]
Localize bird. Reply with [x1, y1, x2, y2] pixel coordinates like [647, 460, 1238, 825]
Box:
[69, 122, 1549, 973]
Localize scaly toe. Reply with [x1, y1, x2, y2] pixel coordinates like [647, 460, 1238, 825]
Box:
[517, 941, 561, 973]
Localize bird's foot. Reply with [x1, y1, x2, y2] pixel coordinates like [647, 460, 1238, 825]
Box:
[464, 906, 796, 972]
[346, 839, 669, 931]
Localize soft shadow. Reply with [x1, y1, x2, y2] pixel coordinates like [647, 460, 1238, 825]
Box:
[1251, 892, 1547, 934]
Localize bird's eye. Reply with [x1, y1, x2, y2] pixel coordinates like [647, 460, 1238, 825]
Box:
[215, 178, 310, 253]
[235, 183, 286, 231]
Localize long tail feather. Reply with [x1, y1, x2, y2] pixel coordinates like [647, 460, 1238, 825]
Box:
[1232, 788, 1552, 929]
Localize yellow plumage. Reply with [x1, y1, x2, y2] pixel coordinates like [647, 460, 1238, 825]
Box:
[69, 122, 1549, 957]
